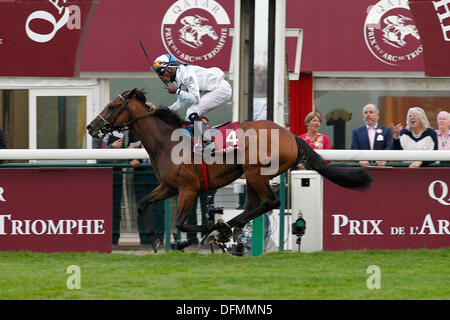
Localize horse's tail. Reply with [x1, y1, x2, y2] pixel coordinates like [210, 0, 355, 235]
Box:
[294, 136, 372, 190]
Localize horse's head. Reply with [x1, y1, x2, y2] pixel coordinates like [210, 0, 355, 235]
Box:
[87, 88, 145, 138]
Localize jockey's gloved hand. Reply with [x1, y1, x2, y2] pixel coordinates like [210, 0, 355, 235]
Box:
[167, 86, 177, 94]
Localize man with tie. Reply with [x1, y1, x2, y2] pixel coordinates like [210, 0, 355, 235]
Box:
[351, 104, 393, 167]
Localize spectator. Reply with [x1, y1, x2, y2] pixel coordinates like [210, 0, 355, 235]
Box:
[128, 127, 166, 246]
[297, 111, 331, 169]
[299, 111, 331, 149]
[92, 130, 128, 245]
[435, 110, 450, 167]
[351, 104, 393, 167]
[201, 116, 210, 126]
[435, 111, 450, 150]
[391, 107, 438, 168]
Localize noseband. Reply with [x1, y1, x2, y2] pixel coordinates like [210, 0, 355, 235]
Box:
[97, 94, 130, 134]
[97, 94, 152, 134]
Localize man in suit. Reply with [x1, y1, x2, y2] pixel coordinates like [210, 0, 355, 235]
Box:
[351, 104, 393, 167]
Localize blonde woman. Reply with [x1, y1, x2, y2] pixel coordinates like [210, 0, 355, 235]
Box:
[299, 111, 331, 150]
[391, 107, 438, 168]
[297, 111, 331, 169]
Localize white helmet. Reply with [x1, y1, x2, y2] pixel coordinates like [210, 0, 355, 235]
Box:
[152, 54, 179, 78]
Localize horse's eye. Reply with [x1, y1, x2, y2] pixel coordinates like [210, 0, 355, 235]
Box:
[107, 105, 114, 112]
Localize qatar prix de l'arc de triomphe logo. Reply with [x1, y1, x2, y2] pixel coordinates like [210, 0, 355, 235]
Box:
[161, 0, 231, 64]
[364, 0, 423, 66]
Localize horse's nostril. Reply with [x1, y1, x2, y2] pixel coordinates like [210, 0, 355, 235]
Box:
[87, 124, 92, 130]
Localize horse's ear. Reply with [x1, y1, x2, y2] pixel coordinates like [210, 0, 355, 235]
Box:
[128, 88, 137, 98]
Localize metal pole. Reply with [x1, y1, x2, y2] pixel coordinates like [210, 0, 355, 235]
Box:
[164, 198, 171, 252]
[278, 172, 286, 251]
[267, 0, 276, 122]
[251, 212, 264, 256]
[248, 0, 255, 121]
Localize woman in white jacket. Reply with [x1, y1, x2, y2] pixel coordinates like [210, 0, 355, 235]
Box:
[152, 53, 232, 152]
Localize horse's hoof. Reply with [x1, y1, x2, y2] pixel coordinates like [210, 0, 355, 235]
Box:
[217, 220, 232, 236]
[150, 238, 160, 253]
[216, 220, 232, 243]
[232, 227, 243, 242]
[231, 242, 245, 256]
[201, 230, 220, 245]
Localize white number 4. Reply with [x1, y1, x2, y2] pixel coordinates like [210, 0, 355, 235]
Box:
[226, 131, 238, 146]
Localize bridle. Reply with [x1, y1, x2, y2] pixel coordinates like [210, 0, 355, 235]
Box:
[97, 93, 152, 135]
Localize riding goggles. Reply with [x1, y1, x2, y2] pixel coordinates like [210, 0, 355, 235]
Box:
[152, 61, 179, 76]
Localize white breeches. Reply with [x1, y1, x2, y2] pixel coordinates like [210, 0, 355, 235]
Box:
[185, 80, 232, 120]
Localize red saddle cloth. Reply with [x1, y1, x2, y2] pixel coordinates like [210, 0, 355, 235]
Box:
[212, 122, 242, 154]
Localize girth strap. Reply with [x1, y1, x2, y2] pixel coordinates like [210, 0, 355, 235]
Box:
[200, 160, 212, 192]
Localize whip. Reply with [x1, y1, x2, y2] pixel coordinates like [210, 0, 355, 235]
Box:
[139, 40, 168, 88]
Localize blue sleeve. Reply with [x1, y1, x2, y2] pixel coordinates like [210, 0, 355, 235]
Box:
[384, 128, 393, 150]
[351, 129, 358, 150]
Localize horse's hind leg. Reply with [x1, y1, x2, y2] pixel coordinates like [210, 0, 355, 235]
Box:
[227, 174, 280, 235]
[225, 182, 261, 241]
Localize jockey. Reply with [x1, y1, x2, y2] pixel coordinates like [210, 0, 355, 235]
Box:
[152, 53, 232, 153]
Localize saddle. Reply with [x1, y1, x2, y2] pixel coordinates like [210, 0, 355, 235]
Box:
[183, 121, 242, 154]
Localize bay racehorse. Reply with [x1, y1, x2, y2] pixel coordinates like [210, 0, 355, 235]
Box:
[87, 89, 372, 251]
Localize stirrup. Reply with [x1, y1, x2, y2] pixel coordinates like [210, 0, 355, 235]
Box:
[203, 128, 212, 142]
[193, 141, 215, 155]
[193, 142, 203, 154]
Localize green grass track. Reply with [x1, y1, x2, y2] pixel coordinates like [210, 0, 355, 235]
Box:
[0, 249, 448, 300]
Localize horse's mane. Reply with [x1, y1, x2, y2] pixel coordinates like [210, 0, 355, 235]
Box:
[153, 107, 189, 128]
[125, 88, 189, 128]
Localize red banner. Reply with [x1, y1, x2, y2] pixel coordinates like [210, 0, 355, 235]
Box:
[286, 0, 425, 72]
[80, 0, 234, 72]
[0, 0, 97, 77]
[323, 168, 450, 250]
[0, 168, 112, 253]
[409, 0, 450, 76]
[4, 0, 450, 75]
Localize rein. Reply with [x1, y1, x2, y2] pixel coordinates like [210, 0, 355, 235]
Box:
[98, 94, 153, 133]
[98, 91, 214, 193]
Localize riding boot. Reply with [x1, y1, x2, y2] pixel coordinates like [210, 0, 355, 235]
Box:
[188, 113, 212, 143]
[189, 113, 213, 154]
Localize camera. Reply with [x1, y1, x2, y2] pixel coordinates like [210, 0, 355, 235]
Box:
[207, 205, 224, 223]
[292, 212, 306, 250]
[292, 211, 306, 236]
[292, 214, 306, 236]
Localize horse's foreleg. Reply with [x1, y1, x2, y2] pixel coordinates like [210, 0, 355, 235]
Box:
[175, 190, 213, 234]
[137, 184, 176, 214]
[138, 184, 177, 252]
